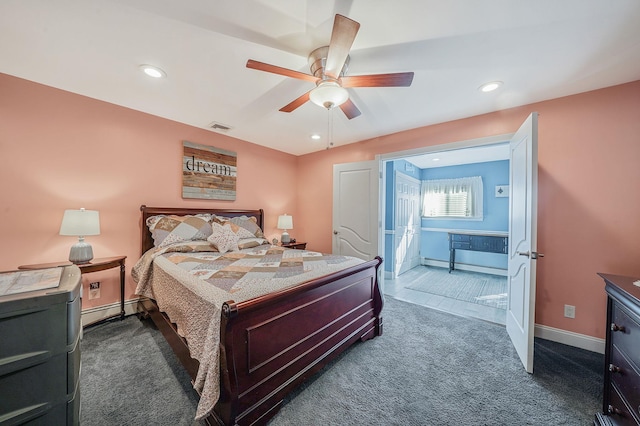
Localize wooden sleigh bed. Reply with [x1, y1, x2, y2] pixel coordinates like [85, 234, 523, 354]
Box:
[135, 206, 384, 425]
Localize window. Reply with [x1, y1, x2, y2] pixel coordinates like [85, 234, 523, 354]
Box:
[421, 176, 483, 219]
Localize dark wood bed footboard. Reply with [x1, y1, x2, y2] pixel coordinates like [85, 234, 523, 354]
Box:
[216, 256, 383, 426]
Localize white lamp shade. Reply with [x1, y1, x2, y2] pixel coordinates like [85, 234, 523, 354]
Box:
[277, 214, 293, 244]
[277, 214, 293, 230]
[309, 82, 349, 109]
[59, 209, 101, 236]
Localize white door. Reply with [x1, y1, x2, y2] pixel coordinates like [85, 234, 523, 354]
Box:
[506, 112, 539, 373]
[332, 161, 380, 260]
[395, 172, 421, 276]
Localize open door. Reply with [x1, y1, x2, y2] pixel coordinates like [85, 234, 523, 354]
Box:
[506, 112, 540, 373]
[333, 160, 380, 260]
[394, 172, 421, 276]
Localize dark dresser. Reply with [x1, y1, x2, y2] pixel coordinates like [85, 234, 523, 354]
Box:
[0, 265, 82, 425]
[595, 273, 640, 426]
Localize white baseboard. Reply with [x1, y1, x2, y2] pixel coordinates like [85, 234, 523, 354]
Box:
[82, 298, 140, 327]
[534, 324, 605, 354]
[421, 258, 508, 277]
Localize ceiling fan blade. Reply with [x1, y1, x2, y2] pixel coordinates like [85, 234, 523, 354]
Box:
[324, 14, 360, 79]
[341, 72, 414, 88]
[279, 91, 311, 113]
[246, 59, 317, 82]
[339, 98, 361, 120]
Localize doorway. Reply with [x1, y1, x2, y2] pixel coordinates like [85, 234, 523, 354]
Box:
[381, 139, 510, 325]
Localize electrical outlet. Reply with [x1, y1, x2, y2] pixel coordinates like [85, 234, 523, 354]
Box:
[564, 304, 575, 319]
[89, 281, 100, 300]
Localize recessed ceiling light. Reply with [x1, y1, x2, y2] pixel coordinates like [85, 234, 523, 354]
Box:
[139, 64, 166, 78]
[432, 158, 440, 162]
[479, 81, 502, 92]
[310, 134, 321, 140]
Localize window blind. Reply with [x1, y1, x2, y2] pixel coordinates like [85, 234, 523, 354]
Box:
[421, 176, 483, 219]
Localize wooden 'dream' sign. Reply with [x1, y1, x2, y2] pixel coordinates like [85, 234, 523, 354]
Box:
[182, 140, 237, 200]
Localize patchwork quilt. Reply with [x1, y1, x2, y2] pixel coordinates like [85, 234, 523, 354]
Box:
[132, 241, 363, 420]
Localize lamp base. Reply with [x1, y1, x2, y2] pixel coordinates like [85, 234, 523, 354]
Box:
[69, 241, 94, 264]
[281, 231, 290, 244]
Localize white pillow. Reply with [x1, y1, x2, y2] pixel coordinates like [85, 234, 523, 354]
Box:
[207, 222, 239, 254]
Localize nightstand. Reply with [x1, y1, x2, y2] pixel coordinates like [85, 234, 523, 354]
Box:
[19, 256, 127, 324]
[281, 242, 307, 250]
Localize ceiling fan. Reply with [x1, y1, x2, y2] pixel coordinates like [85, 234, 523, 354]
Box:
[246, 14, 414, 120]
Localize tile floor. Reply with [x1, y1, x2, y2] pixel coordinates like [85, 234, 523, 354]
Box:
[383, 266, 507, 325]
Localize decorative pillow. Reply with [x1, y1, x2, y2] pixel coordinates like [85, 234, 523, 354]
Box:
[237, 237, 268, 249]
[211, 215, 228, 224]
[146, 213, 213, 228]
[147, 215, 213, 248]
[231, 216, 264, 238]
[218, 221, 255, 239]
[207, 222, 239, 254]
[213, 214, 264, 238]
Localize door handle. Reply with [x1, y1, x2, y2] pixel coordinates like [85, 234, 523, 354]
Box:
[517, 251, 545, 259]
[333, 230, 339, 235]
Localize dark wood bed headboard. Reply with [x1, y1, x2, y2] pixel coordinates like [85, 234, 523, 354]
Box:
[139, 205, 265, 255]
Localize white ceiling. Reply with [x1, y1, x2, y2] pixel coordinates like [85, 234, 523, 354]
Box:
[407, 143, 509, 169]
[1, 0, 639, 156]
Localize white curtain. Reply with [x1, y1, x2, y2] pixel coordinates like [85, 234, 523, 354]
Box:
[421, 176, 483, 219]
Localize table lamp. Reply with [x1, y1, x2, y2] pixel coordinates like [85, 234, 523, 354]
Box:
[277, 214, 293, 244]
[59, 208, 101, 264]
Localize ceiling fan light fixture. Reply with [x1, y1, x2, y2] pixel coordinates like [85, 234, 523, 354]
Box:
[309, 81, 349, 109]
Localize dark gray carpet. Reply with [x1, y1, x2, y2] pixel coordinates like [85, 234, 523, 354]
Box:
[406, 266, 508, 309]
[80, 317, 200, 425]
[81, 297, 602, 425]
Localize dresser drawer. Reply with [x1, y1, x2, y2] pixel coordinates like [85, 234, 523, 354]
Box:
[612, 303, 640, 368]
[471, 237, 508, 254]
[451, 234, 471, 242]
[0, 351, 67, 422]
[610, 346, 640, 421]
[608, 382, 640, 426]
[449, 234, 508, 254]
[0, 302, 68, 361]
[451, 242, 472, 250]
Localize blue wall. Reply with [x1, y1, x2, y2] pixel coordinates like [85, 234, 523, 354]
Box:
[385, 159, 509, 272]
[420, 160, 509, 269]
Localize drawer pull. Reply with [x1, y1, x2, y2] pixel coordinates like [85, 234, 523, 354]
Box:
[611, 323, 625, 332]
[609, 364, 621, 373]
[608, 405, 623, 416]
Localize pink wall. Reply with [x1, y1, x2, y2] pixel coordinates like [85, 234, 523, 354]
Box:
[2, 72, 639, 340]
[296, 81, 640, 339]
[0, 73, 298, 308]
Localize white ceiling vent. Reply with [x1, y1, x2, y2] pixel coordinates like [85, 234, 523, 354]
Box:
[208, 121, 232, 132]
